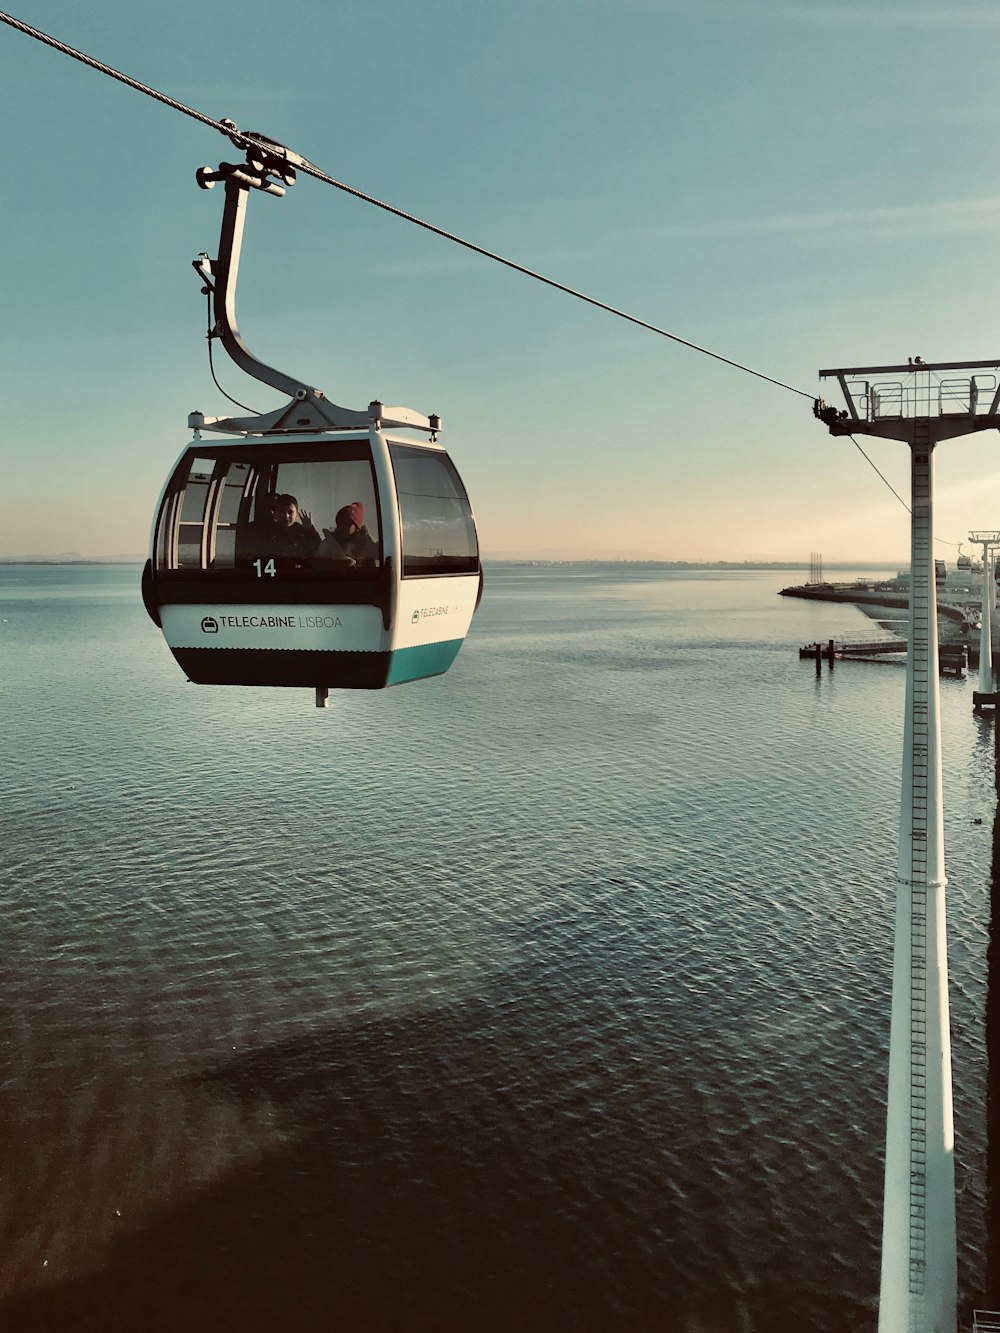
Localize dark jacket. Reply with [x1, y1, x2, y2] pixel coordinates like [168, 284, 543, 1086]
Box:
[245, 520, 321, 571]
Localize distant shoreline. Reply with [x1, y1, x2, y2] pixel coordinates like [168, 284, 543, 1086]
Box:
[0, 557, 904, 570]
[0, 559, 145, 567]
[482, 560, 902, 571]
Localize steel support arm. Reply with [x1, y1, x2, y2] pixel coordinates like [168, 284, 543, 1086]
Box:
[210, 175, 314, 401]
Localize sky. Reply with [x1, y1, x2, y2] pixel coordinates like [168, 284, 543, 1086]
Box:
[4, 0, 1000, 562]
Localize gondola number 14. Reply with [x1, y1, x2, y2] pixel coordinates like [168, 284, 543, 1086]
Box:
[253, 559, 277, 578]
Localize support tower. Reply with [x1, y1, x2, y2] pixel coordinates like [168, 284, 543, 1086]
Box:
[815, 358, 1000, 1332]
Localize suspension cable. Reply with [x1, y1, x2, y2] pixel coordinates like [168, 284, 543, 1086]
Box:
[0, 8, 814, 402]
[0, 10, 223, 131]
[847, 435, 910, 513]
[293, 162, 816, 399]
[2, 7, 967, 540]
[847, 435, 965, 551]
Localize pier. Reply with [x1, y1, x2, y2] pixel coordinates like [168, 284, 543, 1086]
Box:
[799, 638, 968, 677]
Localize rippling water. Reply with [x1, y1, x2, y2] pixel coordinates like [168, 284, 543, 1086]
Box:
[0, 562, 993, 1331]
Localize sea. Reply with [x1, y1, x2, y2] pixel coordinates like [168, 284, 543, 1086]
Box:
[0, 560, 996, 1332]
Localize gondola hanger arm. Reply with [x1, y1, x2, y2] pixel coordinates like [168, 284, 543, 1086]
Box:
[193, 128, 371, 432]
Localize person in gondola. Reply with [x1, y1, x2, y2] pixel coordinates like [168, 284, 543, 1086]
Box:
[315, 501, 379, 568]
[246, 492, 321, 571]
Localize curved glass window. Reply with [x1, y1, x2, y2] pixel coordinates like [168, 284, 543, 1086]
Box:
[389, 444, 479, 577]
[156, 443, 381, 580]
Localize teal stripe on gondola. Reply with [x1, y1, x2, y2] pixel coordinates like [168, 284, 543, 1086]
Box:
[387, 639, 465, 685]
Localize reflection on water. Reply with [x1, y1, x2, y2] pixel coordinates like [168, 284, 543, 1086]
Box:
[986, 727, 1000, 1308]
[0, 562, 993, 1330]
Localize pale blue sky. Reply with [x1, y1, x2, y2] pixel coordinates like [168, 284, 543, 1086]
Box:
[4, 0, 1000, 561]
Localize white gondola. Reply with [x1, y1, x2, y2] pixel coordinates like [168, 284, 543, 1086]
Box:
[141, 129, 481, 703]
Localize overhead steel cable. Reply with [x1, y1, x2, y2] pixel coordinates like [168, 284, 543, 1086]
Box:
[3, 7, 965, 544]
[0, 10, 223, 131]
[277, 158, 817, 401]
[847, 435, 910, 513]
[0, 8, 814, 402]
[848, 434, 964, 551]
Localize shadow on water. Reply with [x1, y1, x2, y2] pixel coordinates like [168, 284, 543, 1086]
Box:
[0, 997, 739, 1331]
[0, 909, 877, 1333]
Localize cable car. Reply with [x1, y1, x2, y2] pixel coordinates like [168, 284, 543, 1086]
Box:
[141, 128, 482, 705]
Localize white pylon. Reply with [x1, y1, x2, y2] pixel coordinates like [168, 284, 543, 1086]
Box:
[812, 357, 1000, 1333]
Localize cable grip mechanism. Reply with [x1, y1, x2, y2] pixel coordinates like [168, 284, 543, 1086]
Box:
[196, 121, 306, 196]
[188, 124, 374, 433]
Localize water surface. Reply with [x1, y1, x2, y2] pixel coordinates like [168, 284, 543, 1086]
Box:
[0, 562, 992, 1330]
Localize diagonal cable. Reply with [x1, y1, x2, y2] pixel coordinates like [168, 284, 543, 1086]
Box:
[0, 8, 814, 401]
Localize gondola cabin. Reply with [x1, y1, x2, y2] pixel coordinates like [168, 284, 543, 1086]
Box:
[142, 409, 481, 697]
[143, 132, 481, 701]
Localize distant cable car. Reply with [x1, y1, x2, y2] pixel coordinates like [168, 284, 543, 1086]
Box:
[141, 128, 482, 706]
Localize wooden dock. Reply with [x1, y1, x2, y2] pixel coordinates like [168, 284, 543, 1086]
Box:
[800, 639, 967, 677]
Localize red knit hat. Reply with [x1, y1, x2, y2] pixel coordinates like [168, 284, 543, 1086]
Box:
[337, 502, 364, 529]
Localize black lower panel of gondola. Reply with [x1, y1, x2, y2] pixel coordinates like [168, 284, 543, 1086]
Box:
[171, 647, 392, 690]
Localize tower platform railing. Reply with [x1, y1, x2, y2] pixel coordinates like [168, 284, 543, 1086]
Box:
[817, 359, 1000, 440]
